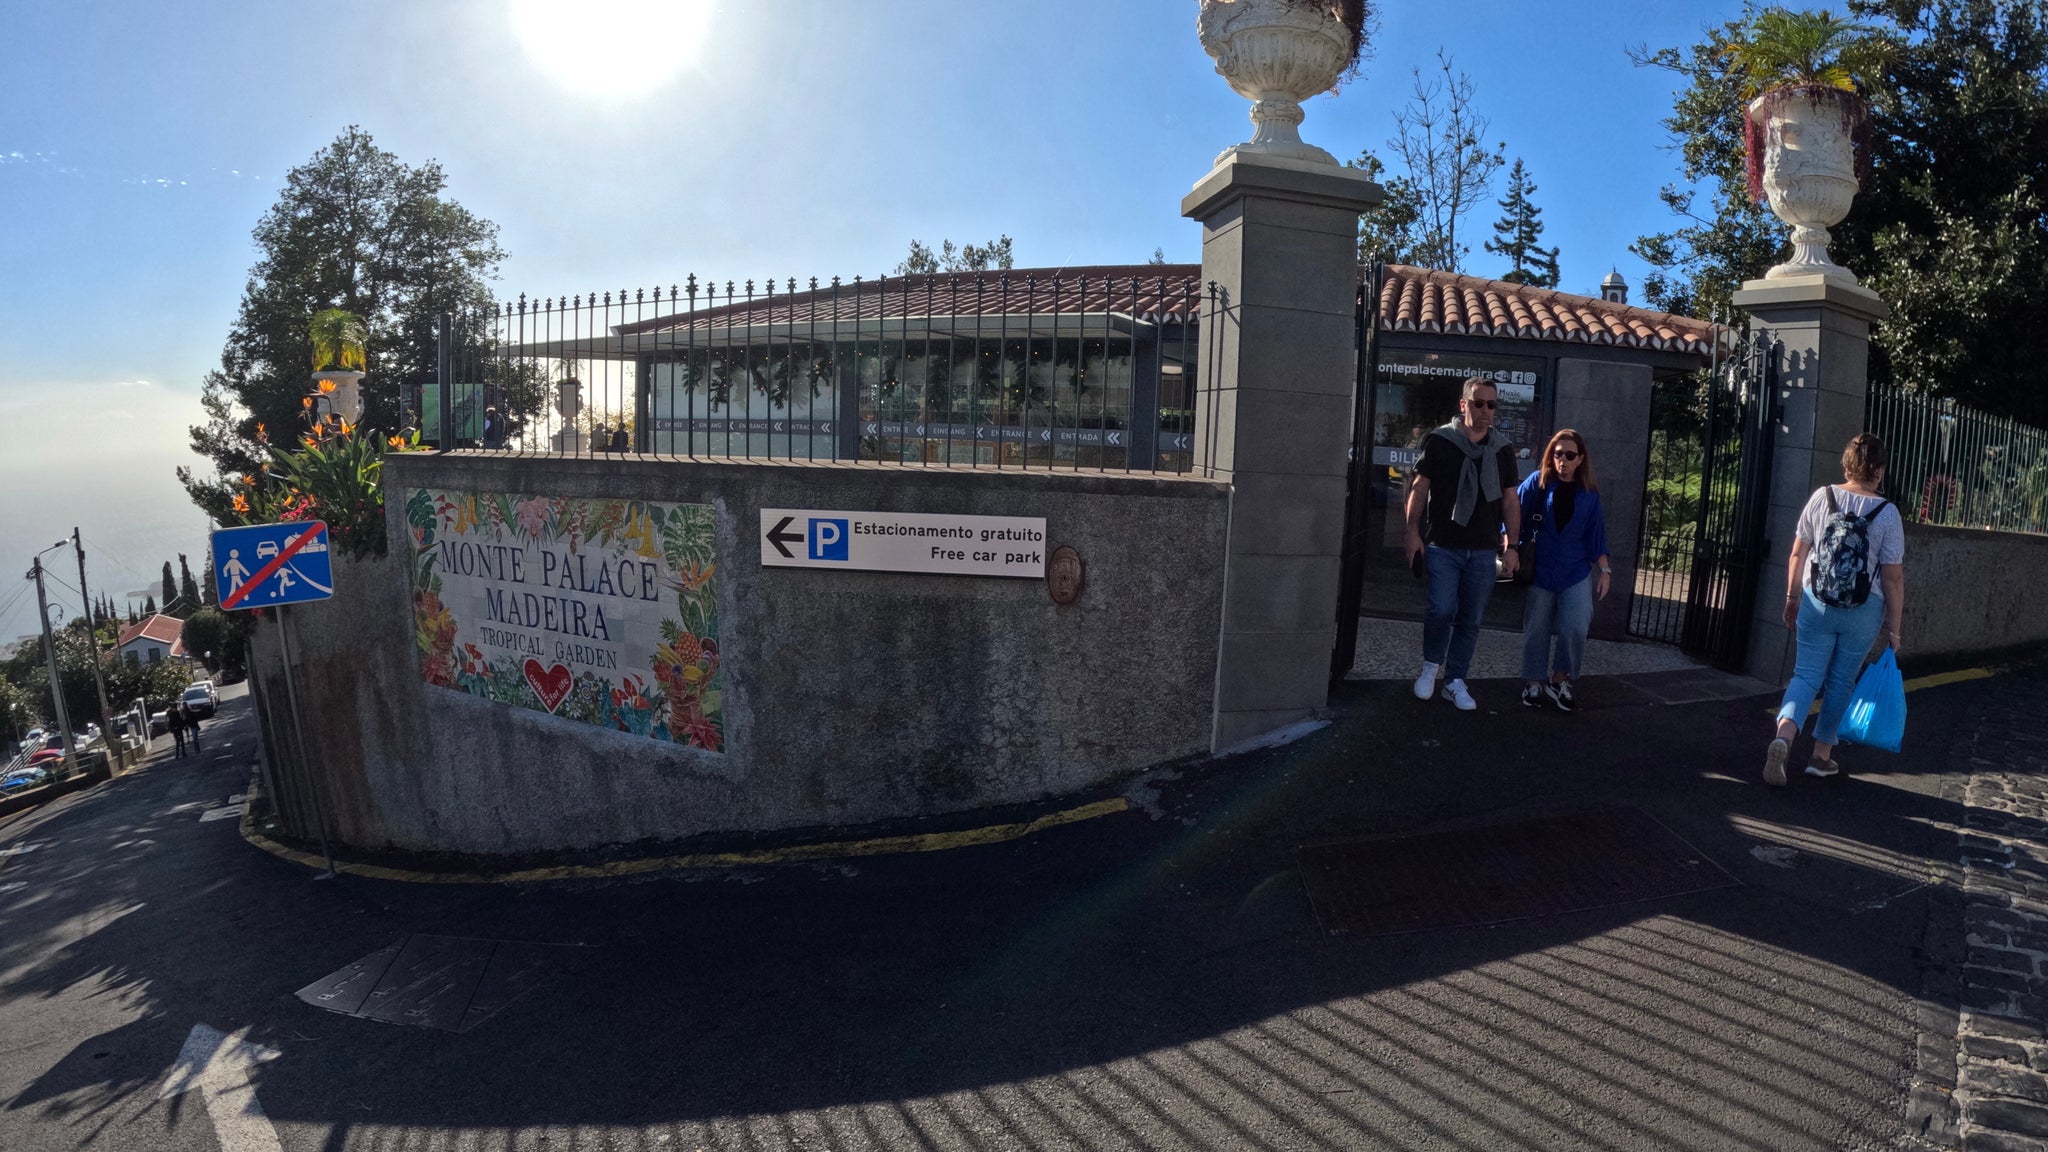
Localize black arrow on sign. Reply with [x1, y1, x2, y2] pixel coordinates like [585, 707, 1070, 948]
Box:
[766, 515, 804, 559]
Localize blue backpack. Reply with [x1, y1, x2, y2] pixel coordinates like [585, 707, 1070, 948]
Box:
[1809, 487, 1887, 608]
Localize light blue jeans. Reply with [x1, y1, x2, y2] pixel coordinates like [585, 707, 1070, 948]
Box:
[1777, 588, 1885, 745]
[1521, 575, 1594, 682]
[1424, 546, 1499, 682]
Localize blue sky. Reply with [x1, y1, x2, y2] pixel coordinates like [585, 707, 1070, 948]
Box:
[0, 0, 1738, 645]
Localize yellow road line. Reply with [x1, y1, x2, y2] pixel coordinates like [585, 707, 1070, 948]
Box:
[1763, 664, 1994, 716]
[240, 796, 1130, 885]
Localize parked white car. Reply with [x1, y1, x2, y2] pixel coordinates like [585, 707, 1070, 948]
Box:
[181, 682, 218, 720]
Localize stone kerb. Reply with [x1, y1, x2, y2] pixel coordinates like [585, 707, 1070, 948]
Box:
[245, 453, 1231, 856]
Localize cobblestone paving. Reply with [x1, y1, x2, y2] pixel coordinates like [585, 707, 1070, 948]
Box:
[1922, 669, 2048, 1151]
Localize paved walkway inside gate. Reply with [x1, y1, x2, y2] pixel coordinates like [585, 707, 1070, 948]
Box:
[1346, 614, 1709, 682]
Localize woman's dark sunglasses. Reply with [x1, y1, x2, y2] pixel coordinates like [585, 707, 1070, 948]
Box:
[1552, 449, 1581, 461]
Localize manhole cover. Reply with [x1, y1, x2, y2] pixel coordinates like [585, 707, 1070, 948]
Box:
[1298, 807, 1737, 936]
[296, 935, 582, 1033]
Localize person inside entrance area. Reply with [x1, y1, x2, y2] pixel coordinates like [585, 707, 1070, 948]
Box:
[1405, 376, 1521, 710]
[1514, 429, 1612, 712]
[1765, 433, 1906, 786]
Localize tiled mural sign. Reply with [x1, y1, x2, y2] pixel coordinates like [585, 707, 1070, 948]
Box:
[404, 489, 723, 752]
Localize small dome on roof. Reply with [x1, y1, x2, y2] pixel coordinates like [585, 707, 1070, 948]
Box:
[1601, 269, 1627, 289]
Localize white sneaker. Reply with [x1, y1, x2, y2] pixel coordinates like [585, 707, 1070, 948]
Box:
[1442, 679, 1477, 711]
[1413, 661, 1440, 701]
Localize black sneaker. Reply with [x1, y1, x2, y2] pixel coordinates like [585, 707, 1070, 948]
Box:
[1545, 682, 1576, 712]
[1520, 684, 1544, 709]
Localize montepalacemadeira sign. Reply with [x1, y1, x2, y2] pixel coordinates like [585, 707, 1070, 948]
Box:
[404, 488, 724, 752]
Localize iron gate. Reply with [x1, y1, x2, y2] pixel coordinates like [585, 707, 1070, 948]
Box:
[1329, 265, 1384, 685]
[1629, 331, 1778, 671]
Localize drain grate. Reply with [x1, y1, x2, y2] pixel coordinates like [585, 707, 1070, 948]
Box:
[296, 934, 581, 1033]
[1298, 806, 1737, 936]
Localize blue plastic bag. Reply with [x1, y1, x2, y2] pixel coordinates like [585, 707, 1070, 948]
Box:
[1839, 647, 1906, 752]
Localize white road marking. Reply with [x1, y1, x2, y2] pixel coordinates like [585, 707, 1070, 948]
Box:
[158, 1023, 283, 1152]
[201, 803, 248, 823]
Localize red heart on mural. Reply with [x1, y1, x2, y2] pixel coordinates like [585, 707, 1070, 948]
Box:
[522, 659, 573, 714]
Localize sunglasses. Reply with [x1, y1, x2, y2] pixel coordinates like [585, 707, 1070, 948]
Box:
[1552, 449, 1581, 461]
[1464, 399, 1498, 410]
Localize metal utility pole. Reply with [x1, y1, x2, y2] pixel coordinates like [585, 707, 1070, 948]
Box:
[29, 555, 79, 774]
[71, 529, 114, 731]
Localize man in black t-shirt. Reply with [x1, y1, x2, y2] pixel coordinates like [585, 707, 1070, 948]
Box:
[1403, 376, 1520, 710]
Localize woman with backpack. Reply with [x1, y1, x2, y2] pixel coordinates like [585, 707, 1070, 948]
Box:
[1764, 433, 1906, 786]
[1513, 429, 1612, 712]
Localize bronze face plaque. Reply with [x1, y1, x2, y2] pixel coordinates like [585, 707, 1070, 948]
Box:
[1047, 546, 1084, 605]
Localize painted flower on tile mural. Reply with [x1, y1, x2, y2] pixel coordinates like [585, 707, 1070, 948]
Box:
[414, 588, 458, 687]
[514, 495, 555, 540]
[653, 630, 721, 751]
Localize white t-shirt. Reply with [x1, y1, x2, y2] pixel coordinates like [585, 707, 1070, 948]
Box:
[1796, 485, 1906, 601]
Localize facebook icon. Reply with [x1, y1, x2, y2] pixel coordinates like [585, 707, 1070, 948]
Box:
[809, 518, 849, 561]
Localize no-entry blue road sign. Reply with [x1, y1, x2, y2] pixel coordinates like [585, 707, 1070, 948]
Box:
[212, 520, 335, 610]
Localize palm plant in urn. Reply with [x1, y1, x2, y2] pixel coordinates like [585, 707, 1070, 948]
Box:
[1196, 0, 1373, 167]
[308, 306, 369, 420]
[1726, 8, 1891, 284]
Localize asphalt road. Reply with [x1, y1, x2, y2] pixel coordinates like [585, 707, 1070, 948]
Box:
[0, 661, 1985, 1151]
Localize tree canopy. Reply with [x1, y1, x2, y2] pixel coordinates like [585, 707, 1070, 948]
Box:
[893, 236, 1015, 276]
[182, 126, 506, 522]
[1632, 1, 2048, 425]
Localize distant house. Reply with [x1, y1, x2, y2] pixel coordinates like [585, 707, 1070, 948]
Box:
[116, 614, 187, 666]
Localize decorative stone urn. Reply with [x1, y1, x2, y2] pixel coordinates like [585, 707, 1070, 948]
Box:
[1197, 0, 1357, 167]
[552, 378, 586, 453]
[1750, 85, 1865, 284]
[311, 370, 364, 422]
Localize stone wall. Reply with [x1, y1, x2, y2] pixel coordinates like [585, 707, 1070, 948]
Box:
[250, 454, 1230, 855]
[1900, 522, 2048, 660]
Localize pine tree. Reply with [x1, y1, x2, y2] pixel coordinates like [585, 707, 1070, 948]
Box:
[1485, 159, 1561, 287]
[177, 555, 200, 615]
[127, 603, 138, 626]
[143, 595, 157, 617]
[161, 562, 176, 610]
[200, 545, 217, 605]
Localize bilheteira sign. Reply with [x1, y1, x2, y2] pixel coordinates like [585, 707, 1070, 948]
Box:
[760, 508, 1047, 578]
[404, 489, 724, 752]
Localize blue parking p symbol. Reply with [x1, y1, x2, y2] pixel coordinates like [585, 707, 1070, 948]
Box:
[809, 518, 849, 561]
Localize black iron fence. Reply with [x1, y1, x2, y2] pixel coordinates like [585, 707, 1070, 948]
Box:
[418, 268, 1215, 476]
[1866, 382, 2048, 535]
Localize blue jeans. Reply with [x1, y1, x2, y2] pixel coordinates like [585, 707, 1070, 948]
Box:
[1423, 546, 1499, 682]
[1521, 575, 1594, 682]
[1777, 588, 1885, 746]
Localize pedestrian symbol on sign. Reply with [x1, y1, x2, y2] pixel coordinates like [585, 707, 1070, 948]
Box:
[809, 518, 848, 561]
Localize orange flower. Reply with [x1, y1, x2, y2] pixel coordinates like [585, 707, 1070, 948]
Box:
[317, 379, 337, 394]
[232, 493, 249, 514]
[301, 397, 314, 410]
[387, 435, 405, 449]
[338, 419, 354, 436]
[240, 474, 256, 486]
[302, 437, 317, 448]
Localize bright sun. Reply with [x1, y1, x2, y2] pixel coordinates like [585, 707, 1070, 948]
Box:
[509, 0, 714, 101]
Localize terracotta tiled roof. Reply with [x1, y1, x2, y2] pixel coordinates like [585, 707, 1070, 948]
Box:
[599, 263, 1720, 359]
[1377, 266, 1721, 356]
[116, 614, 183, 650]
[611, 265, 1204, 333]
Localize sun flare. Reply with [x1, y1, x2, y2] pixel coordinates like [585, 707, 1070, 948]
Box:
[509, 0, 714, 101]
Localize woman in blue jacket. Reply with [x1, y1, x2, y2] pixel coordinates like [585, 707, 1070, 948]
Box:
[1515, 429, 1612, 711]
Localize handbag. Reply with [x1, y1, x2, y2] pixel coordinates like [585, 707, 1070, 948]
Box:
[1839, 647, 1906, 752]
[1513, 501, 1541, 585]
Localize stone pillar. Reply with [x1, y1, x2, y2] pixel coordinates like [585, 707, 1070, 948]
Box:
[1731, 273, 1890, 683]
[1553, 358, 1653, 642]
[1182, 156, 1381, 752]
